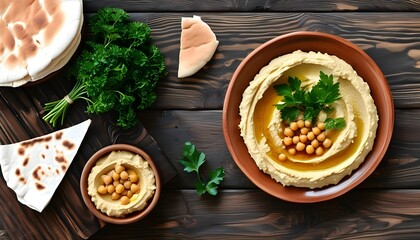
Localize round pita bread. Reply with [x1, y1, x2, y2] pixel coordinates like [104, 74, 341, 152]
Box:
[0, 0, 83, 87]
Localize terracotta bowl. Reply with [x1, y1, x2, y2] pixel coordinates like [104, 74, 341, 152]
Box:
[223, 31, 394, 203]
[80, 144, 161, 224]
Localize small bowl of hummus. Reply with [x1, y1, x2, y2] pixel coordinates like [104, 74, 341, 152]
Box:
[223, 31, 394, 202]
[80, 144, 161, 224]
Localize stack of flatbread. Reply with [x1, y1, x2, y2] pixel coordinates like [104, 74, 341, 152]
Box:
[0, 0, 83, 87]
[178, 15, 219, 78]
[0, 120, 91, 212]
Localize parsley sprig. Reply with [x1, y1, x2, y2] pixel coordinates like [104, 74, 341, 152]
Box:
[274, 71, 345, 129]
[180, 142, 225, 196]
[43, 8, 166, 129]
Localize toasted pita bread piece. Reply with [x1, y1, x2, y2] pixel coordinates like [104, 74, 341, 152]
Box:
[0, 119, 91, 212]
[178, 15, 219, 78]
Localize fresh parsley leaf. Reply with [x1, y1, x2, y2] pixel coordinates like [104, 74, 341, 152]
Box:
[180, 142, 225, 196]
[274, 71, 344, 124]
[325, 118, 346, 129]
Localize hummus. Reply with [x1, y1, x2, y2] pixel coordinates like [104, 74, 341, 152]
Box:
[239, 50, 378, 189]
[87, 150, 156, 217]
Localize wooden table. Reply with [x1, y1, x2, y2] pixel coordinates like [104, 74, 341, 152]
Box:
[1, 1, 420, 239]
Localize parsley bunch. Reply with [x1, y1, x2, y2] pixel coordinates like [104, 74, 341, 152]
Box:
[43, 8, 166, 128]
[274, 71, 345, 129]
[180, 142, 225, 196]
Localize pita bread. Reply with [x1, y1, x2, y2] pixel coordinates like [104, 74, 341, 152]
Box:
[178, 15, 219, 78]
[0, 0, 83, 86]
[0, 119, 91, 212]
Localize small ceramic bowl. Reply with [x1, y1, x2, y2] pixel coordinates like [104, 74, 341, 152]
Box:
[80, 144, 161, 224]
[223, 31, 394, 203]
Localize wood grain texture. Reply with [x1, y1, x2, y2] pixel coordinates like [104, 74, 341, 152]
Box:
[0, 72, 176, 239]
[138, 109, 420, 189]
[0, 5, 419, 240]
[89, 189, 420, 239]
[107, 12, 419, 110]
[83, 0, 420, 13]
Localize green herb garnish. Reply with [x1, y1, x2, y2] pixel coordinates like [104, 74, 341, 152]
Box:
[180, 142, 225, 196]
[43, 8, 167, 128]
[325, 117, 346, 129]
[274, 71, 345, 129]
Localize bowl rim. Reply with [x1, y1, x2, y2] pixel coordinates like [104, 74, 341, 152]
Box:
[80, 144, 161, 224]
[223, 31, 394, 203]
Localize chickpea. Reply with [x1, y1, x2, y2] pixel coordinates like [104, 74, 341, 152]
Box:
[323, 138, 332, 148]
[112, 171, 120, 181]
[306, 145, 315, 155]
[317, 132, 326, 142]
[126, 190, 134, 198]
[97, 185, 107, 195]
[300, 127, 309, 135]
[102, 175, 113, 185]
[317, 122, 325, 131]
[288, 148, 296, 156]
[284, 127, 294, 137]
[129, 173, 139, 183]
[113, 180, 119, 187]
[131, 184, 140, 194]
[107, 184, 115, 194]
[120, 171, 129, 180]
[121, 189, 128, 196]
[296, 142, 305, 151]
[292, 136, 300, 144]
[116, 184, 125, 194]
[312, 127, 321, 135]
[111, 192, 121, 200]
[278, 153, 287, 161]
[299, 135, 307, 143]
[311, 139, 320, 148]
[316, 147, 324, 156]
[120, 196, 130, 205]
[283, 137, 293, 146]
[290, 122, 298, 131]
[124, 180, 132, 189]
[304, 120, 312, 128]
[297, 119, 304, 128]
[115, 165, 125, 174]
[307, 132, 315, 141]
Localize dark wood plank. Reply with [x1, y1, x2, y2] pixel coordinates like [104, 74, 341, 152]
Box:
[0, 76, 176, 239]
[90, 189, 420, 239]
[138, 109, 420, 189]
[101, 12, 419, 110]
[83, 0, 420, 13]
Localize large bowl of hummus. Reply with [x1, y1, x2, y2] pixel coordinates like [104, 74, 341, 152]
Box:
[80, 144, 161, 224]
[223, 31, 394, 202]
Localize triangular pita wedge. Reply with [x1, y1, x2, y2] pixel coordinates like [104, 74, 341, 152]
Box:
[178, 15, 219, 78]
[0, 119, 91, 212]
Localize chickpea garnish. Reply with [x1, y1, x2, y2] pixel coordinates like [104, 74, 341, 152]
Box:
[296, 142, 305, 151]
[96, 164, 142, 204]
[97, 185, 107, 195]
[292, 136, 300, 144]
[283, 137, 293, 146]
[317, 122, 325, 131]
[312, 127, 321, 135]
[288, 148, 296, 156]
[306, 145, 315, 155]
[284, 127, 294, 137]
[323, 138, 332, 148]
[297, 119, 304, 128]
[300, 127, 309, 135]
[316, 147, 324, 156]
[317, 132, 326, 142]
[290, 122, 298, 131]
[307, 132, 315, 141]
[120, 196, 130, 205]
[299, 135, 307, 143]
[278, 153, 287, 161]
[304, 120, 312, 128]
